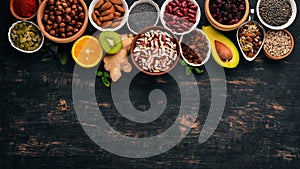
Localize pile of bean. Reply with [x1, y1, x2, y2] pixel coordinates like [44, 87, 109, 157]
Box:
[10, 22, 43, 51]
[209, 0, 246, 25]
[133, 29, 178, 73]
[92, 0, 125, 29]
[264, 30, 292, 57]
[259, 0, 292, 26]
[42, 0, 85, 38]
[181, 30, 210, 65]
[128, 2, 158, 33]
[163, 0, 198, 33]
[238, 22, 264, 58]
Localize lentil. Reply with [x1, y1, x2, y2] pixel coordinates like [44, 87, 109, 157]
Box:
[264, 30, 292, 57]
[128, 2, 158, 34]
[259, 0, 292, 26]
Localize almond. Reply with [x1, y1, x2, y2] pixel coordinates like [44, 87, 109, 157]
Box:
[111, 0, 123, 5]
[101, 2, 112, 11]
[111, 21, 121, 28]
[95, 0, 104, 9]
[101, 21, 112, 28]
[114, 4, 125, 13]
[100, 10, 110, 16]
[215, 40, 233, 62]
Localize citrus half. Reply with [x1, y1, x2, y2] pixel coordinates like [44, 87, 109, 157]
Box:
[72, 35, 103, 68]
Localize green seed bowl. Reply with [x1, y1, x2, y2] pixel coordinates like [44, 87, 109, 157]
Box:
[8, 20, 44, 54]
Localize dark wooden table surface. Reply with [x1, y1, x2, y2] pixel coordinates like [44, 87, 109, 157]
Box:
[1, 0, 300, 168]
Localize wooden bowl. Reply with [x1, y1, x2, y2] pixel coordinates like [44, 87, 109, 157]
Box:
[37, 0, 88, 43]
[10, 0, 41, 20]
[263, 29, 294, 61]
[205, 0, 250, 31]
[130, 26, 180, 76]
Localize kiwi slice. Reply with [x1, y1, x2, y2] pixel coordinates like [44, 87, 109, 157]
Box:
[99, 31, 122, 54]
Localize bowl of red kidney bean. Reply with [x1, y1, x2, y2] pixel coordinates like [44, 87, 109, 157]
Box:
[205, 0, 250, 31]
[160, 0, 201, 35]
[180, 28, 211, 67]
[130, 26, 180, 76]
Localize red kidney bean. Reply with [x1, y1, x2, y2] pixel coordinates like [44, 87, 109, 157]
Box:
[164, 0, 198, 33]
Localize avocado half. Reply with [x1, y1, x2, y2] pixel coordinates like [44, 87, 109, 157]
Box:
[202, 26, 239, 68]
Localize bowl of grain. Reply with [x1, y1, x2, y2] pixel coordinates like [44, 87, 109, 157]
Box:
[263, 29, 294, 60]
[257, 0, 297, 30]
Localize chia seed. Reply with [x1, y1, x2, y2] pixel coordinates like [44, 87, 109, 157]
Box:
[259, 0, 292, 26]
[128, 2, 158, 34]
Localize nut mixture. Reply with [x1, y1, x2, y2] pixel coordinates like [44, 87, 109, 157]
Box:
[209, 0, 246, 25]
[133, 29, 178, 73]
[238, 22, 263, 58]
[181, 30, 210, 65]
[42, 0, 85, 38]
[163, 0, 198, 33]
[264, 30, 292, 57]
[10, 22, 43, 51]
[92, 0, 125, 29]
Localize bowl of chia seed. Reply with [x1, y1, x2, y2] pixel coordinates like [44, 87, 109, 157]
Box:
[127, 0, 160, 35]
[257, 0, 297, 30]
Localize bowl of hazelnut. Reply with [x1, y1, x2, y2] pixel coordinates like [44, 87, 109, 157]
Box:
[205, 0, 250, 31]
[37, 0, 88, 43]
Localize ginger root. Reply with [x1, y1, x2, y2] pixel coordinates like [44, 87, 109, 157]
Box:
[103, 34, 134, 82]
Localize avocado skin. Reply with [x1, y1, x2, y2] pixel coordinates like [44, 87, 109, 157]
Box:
[202, 26, 239, 68]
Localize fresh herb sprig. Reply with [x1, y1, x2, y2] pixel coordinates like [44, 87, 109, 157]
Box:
[180, 58, 204, 76]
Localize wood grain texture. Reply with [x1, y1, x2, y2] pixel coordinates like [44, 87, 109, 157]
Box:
[1, 0, 300, 168]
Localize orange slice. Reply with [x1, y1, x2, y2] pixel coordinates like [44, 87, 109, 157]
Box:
[72, 35, 103, 68]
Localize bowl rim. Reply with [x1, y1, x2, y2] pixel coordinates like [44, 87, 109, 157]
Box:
[160, 0, 201, 36]
[263, 29, 294, 60]
[130, 26, 180, 76]
[8, 20, 44, 53]
[126, 0, 160, 35]
[236, 20, 266, 62]
[256, 0, 297, 30]
[179, 28, 211, 67]
[88, 0, 129, 32]
[10, 0, 41, 21]
[205, 0, 250, 31]
[37, 0, 88, 43]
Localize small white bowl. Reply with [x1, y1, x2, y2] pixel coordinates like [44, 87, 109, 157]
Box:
[127, 0, 160, 34]
[179, 28, 211, 67]
[8, 20, 44, 53]
[88, 0, 129, 31]
[256, 0, 297, 30]
[160, 0, 201, 36]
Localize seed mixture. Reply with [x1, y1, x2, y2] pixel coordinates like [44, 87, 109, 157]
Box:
[10, 22, 43, 51]
[264, 30, 292, 57]
[181, 30, 210, 65]
[128, 2, 158, 33]
[259, 0, 292, 26]
[133, 29, 178, 73]
[238, 22, 264, 58]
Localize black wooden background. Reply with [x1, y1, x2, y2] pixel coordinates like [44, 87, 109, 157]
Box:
[1, 0, 300, 168]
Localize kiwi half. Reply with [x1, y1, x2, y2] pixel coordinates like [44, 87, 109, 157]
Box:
[99, 31, 122, 54]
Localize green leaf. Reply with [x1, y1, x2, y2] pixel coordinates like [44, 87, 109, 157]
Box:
[102, 76, 111, 87]
[103, 72, 110, 79]
[185, 66, 192, 76]
[41, 55, 54, 62]
[96, 71, 103, 77]
[180, 58, 187, 66]
[59, 54, 68, 65]
[192, 67, 204, 74]
[49, 45, 58, 55]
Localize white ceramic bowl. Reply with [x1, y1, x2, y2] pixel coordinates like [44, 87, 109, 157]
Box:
[127, 0, 160, 34]
[8, 20, 44, 53]
[256, 0, 297, 30]
[179, 28, 211, 67]
[160, 0, 201, 36]
[88, 0, 129, 31]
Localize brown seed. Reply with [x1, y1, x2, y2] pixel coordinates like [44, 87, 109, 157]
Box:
[114, 4, 125, 13]
[65, 7, 71, 13]
[65, 14, 72, 23]
[67, 26, 74, 32]
[111, 21, 121, 28]
[59, 27, 65, 33]
[95, 0, 104, 9]
[100, 10, 110, 16]
[67, 32, 73, 37]
[215, 40, 232, 61]
[94, 10, 100, 17]
[102, 13, 114, 21]
[92, 12, 98, 22]
[59, 22, 66, 28]
[114, 12, 121, 17]
[95, 20, 102, 26]
[101, 2, 112, 11]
